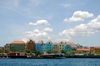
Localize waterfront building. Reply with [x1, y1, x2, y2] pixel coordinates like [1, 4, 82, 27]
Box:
[90, 47, 100, 54]
[66, 42, 77, 51]
[27, 40, 35, 50]
[77, 48, 90, 53]
[71, 46, 77, 51]
[45, 40, 53, 52]
[59, 41, 65, 51]
[4, 44, 10, 53]
[10, 41, 25, 52]
[53, 42, 60, 52]
[35, 41, 43, 52]
[42, 41, 46, 53]
[65, 43, 72, 51]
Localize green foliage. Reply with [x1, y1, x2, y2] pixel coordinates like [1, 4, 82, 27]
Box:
[53, 50, 58, 53]
[66, 51, 77, 54]
[70, 51, 77, 54]
[25, 49, 37, 53]
[47, 50, 53, 53]
[25, 49, 31, 53]
[94, 51, 100, 54]
[61, 50, 66, 53]
[35, 51, 41, 55]
[79, 52, 90, 54]
[0, 49, 4, 53]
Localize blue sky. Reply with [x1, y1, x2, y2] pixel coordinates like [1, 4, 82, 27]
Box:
[0, 0, 100, 46]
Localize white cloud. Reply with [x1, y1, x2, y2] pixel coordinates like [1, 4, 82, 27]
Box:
[43, 27, 53, 32]
[61, 4, 71, 7]
[23, 29, 51, 41]
[29, 20, 50, 26]
[60, 15, 100, 39]
[64, 11, 94, 22]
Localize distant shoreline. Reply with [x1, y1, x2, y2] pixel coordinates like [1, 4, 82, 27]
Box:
[1, 55, 100, 59]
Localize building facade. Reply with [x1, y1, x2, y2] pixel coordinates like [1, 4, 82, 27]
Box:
[53, 42, 60, 52]
[10, 41, 25, 52]
[27, 40, 35, 50]
[65, 44, 72, 51]
[59, 41, 65, 51]
[45, 40, 53, 52]
[90, 47, 100, 54]
[35, 41, 43, 52]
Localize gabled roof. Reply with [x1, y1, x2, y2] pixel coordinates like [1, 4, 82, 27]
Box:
[12, 41, 25, 44]
[47, 40, 52, 43]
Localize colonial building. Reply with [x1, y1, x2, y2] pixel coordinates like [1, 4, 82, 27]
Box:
[90, 47, 100, 54]
[66, 42, 77, 51]
[53, 42, 60, 52]
[65, 44, 72, 51]
[27, 40, 35, 50]
[45, 40, 53, 52]
[35, 41, 44, 52]
[10, 41, 25, 52]
[59, 41, 65, 51]
[77, 48, 90, 53]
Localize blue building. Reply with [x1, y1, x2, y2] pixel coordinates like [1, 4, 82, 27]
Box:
[65, 44, 72, 51]
[35, 41, 43, 52]
[45, 40, 53, 52]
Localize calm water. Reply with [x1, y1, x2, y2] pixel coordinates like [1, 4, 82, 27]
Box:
[0, 58, 100, 66]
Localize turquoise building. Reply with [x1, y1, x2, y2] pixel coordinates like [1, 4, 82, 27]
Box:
[65, 44, 72, 51]
[45, 40, 53, 52]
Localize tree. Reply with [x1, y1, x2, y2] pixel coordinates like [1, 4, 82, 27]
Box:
[61, 50, 66, 53]
[36, 51, 41, 55]
[47, 50, 52, 53]
[70, 51, 77, 54]
[53, 51, 58, 53]
[0, 49, 4, 53]
[25, 49, 31, 53]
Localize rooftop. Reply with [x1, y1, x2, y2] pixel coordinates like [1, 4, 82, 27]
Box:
[11, 41, 25, 44]
[77, 48, 90, 51]
[47, 40, 52, 43]
[37, 41, 42, 43]
[66, 42, 75, 44]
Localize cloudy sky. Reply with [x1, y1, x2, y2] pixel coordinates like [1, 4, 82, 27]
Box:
[0, 0, 100, 46]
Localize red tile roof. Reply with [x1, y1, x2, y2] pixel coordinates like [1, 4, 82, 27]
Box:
[12, 41, 25, 44]
[38, 41, 42, 43]
[90, 47, 100, 49]
[77, 48, 90, 51]
[72, 46, 77, 48]
[66, 42, 75, 44]
[47, 40, 52, 43]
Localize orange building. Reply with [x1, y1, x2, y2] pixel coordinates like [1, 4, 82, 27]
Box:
[27, 40, 35, 50]
[77, 48, 90, 53]
[90, 47, 100, 53]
